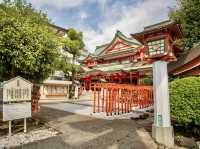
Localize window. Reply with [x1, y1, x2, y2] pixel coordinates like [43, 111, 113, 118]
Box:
[148, 39, 165, 56]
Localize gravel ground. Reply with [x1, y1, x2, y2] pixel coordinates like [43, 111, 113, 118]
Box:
[0, 128, 58, 148]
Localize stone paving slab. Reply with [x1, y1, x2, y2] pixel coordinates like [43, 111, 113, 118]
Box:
[37, 106, 158, 149]
[12, 105, 185, 149]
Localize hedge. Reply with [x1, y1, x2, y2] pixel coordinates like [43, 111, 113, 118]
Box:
[140, 77, 153, 85]
[169, 77, 200, 126]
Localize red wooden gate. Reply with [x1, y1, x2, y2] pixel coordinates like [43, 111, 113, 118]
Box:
[93, 83, 153, 116]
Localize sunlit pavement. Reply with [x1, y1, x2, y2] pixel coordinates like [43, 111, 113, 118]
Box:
[15, 103, 157, 149]
[42, 101, 145, 120]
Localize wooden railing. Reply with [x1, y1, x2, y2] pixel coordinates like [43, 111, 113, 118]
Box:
[93, 83, 153, 116]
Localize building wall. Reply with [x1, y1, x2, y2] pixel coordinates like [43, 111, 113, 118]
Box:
[40, 80, 72, 101]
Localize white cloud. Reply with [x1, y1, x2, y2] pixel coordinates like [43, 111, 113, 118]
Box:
[28, 0, 93, 9]
[27, 0, 108, 10]
[79, 11, 89, 20]
[1, 0, 177, 53]
[81, 0, 177, 52]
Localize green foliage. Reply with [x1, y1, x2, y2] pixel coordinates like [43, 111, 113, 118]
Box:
[62, 28, 84, 98]
[54, 55, 69, 72]
[62, 28, 84, 59]
[169, 77, 200, 126]
[53, 55, 72, 79]
[0, 0, 59, 83]
[140, 77, 153, 85]
[170, 0, 200, 50]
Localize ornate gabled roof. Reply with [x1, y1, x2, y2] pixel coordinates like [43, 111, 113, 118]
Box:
[92, 30, 141, 58]
[116, 30, 141, 45]
[93, 44, 109, 56]
[82, 62, 152, 74]
[143, 20, 173, 32]
[81, 64, 93, 72]
[80, 53, 96, 63]
[131, 20, 183, 44]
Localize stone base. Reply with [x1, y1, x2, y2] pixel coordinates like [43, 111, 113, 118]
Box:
[152, 124, 174, 147]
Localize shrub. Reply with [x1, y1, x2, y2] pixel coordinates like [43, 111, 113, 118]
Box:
[140, 77, 153, 85]
[169, 77, 200, 126]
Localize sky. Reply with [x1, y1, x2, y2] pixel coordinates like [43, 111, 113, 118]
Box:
[3, 0, 178, 52]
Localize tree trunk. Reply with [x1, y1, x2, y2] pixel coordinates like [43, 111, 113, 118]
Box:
[69, 55, 76, 99]
[31, 84, 41, 125]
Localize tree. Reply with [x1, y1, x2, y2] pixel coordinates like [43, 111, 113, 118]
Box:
[170, 0, 200, 50]
[0, 0, 59, 83]
[53, 55, 71, 79]
[62, 28, 84, 98]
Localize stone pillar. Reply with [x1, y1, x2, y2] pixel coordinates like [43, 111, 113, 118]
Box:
[152, 61, 174, 147]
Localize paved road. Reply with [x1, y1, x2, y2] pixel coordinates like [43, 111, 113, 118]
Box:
[42, 102, 144, 120]
[15, 105, 157, 149]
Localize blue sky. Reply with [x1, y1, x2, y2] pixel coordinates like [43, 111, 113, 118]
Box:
[10, 0, 178, 52]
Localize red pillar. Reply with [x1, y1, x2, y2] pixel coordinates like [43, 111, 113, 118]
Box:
[89, 79, 92, 91]
[137, 72, 140, 85]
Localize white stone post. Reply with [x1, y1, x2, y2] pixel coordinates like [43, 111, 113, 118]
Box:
[24, 118, 27, 133]
[9, 120, 12, 138]
[152, 61, 174, 146]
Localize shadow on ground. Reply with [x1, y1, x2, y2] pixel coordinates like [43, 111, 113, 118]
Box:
[14, 106, 156, 149]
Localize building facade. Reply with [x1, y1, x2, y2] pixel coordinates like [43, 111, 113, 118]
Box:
[79, 31, 152, 90]
[79, 20, 183, 91]
[40, 24, 89, 101]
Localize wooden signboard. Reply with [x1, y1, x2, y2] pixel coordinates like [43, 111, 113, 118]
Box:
[3, 102, 31, 121]
[2, 77, 32, 102]
[0, 76, 32, 121]
[0, 76, 33, 136]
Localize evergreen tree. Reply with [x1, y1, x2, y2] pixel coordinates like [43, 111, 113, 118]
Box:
[170, 0, 200, 50]
[0, 0, 59, 83]
[62, 28, 84, 98]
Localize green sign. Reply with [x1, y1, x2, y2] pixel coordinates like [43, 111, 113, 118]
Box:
[157, 115, 163, 126]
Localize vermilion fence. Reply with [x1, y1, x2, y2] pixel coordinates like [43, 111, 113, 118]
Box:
[93, 83, 153, 116]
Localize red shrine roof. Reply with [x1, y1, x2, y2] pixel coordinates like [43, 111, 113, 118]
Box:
[91, 30, 141, 59]
[80, 62, 152, 76]
[80, 20, 186, 78]
[168, 43, 200, 75]
[131, 20, 183, 44]
[80, 30, 152, 76]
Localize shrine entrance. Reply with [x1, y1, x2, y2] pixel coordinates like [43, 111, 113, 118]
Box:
[93, 83, 153, 116]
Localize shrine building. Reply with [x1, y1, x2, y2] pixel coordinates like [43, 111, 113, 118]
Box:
[79, 20, 183, 91]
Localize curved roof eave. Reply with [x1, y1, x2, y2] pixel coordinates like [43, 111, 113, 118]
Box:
[94, 30, 141, 57]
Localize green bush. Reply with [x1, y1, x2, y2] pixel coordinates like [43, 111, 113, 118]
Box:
[169, 77, 200, 126]
[140, 77, 153, 85]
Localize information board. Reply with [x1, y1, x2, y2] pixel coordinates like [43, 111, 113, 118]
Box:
[3, 102, 31, 121]
[0, 76, 33, 122]
[2, 76, 32, 102]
